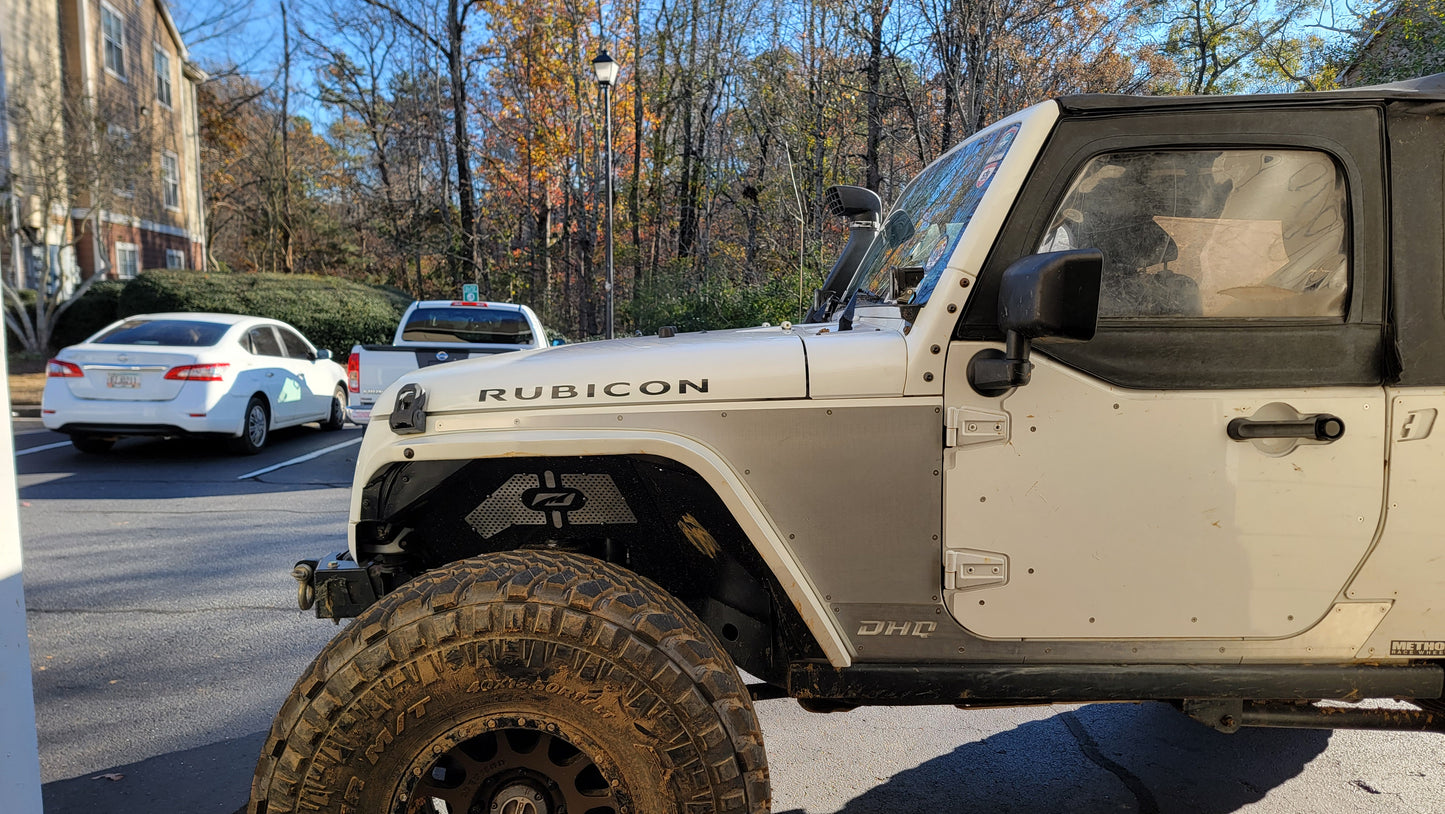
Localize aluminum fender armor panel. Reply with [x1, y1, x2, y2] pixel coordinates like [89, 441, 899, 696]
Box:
[799, 326, 908, 398]
[379, 326, 808, 415]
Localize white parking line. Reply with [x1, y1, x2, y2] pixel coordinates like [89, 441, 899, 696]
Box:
[15, 441, 73, 457]
[238, 437, 363, 480]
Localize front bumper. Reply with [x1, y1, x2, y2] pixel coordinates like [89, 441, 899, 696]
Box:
[293, 552, 407, 620]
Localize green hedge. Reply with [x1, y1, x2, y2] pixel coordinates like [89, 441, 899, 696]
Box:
[116, 270, 413, 356]
[52, 280, 126, 348]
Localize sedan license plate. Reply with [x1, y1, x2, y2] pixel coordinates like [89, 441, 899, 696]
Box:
[106, 372, 141, 389]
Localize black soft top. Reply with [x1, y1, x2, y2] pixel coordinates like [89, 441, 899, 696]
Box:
[1060, 72, 1445, 113]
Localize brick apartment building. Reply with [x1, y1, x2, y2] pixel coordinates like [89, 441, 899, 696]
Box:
[1, 0, 206, 292]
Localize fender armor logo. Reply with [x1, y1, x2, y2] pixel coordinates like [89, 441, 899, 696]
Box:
[523, 487, 586, 512]
[466, 471, 637, 537]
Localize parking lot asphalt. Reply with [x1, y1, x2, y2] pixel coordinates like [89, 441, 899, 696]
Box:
[14, 416, 1445, 814]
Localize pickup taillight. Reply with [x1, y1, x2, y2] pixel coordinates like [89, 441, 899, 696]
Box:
[347, 352, 360, 393]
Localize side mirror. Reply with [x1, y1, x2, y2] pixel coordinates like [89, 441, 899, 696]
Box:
[550, 337, 567, 346]
[315, 349, 333, 361]
[968, 249, 1102, 396]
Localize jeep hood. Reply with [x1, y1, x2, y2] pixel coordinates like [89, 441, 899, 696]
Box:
[380, 322, 910, 418]
[390, 325, 808, 415]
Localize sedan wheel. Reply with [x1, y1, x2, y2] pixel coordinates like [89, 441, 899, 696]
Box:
[319, 386, 346, 431]
[229, 396, 270, 455]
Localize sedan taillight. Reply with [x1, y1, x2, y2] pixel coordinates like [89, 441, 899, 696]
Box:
[347, 352, 360, 393]
[46, 359, 83, 378]
[164, 363, 229, 381]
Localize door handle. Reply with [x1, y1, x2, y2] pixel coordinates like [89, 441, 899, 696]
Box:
[1228, 414, 1345, 442]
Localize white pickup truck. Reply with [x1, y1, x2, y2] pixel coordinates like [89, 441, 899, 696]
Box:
[345, 299, 547, 424]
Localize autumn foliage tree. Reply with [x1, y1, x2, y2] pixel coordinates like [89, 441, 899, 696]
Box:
[196, 0, 1214, 337]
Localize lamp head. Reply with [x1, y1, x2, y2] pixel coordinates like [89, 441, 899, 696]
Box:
[592, 49, 619, 86]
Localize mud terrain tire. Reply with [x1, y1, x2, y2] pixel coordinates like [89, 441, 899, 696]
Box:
[250, 551, 770, 813]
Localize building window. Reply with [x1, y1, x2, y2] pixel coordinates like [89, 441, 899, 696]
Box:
[162, 152, 180, 210]
[101, 4, 126, 79]
[165, 249, 186, 269]
[115, 242, 139, 279]
[107, 125, 136, 197]
[154, 47, 172, 107]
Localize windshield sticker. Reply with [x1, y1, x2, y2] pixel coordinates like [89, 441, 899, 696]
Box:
[976, 162, 999, 189]
[987, 123, 1020, 164]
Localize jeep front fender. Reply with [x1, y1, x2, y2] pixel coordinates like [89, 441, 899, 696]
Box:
[349, 427, 853, 667]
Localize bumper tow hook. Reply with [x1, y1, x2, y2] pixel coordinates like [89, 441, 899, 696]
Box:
[293, 561, 316, 611]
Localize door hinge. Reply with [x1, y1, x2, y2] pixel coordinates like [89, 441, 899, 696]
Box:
[944, 407, 1009, 448]
[944, 549, 1009, 591]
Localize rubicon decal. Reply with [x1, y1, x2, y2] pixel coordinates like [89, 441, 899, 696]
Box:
[479, 378, 708, 402]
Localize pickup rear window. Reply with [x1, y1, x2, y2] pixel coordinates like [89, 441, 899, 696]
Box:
[401, 308, 534, 345]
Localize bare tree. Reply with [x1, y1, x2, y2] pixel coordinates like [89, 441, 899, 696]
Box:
[355, 0, 487, 292]
[2, 52, 147, 353]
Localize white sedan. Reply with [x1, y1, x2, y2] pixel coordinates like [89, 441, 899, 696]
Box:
[41, 313, 349, 454]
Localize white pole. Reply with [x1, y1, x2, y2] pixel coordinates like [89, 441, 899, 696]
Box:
[0, 334, 44, 812]
[603, 81, 615, 340]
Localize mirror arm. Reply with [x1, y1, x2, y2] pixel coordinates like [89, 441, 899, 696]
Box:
[967, 330, 1033, 395]
[1002, 332, 1033, 387]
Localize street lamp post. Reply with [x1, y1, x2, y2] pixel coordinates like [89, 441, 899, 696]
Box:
[592, 49, 618, 340]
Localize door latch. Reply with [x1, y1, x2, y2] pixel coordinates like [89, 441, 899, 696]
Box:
[389, 383, 428, 435]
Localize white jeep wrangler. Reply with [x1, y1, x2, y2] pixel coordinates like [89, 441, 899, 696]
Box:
[254, 73, 1445, 814]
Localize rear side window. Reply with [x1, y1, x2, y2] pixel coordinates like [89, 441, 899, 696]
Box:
[1040, 149, 1349, 320]
[247, 326, 285, 356]
[401, 307, 534, 344]
[94, 319, 228, 346]
[277, 328, 313, 360]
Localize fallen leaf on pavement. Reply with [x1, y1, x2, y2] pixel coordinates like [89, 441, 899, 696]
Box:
[92, 773, 124, 782]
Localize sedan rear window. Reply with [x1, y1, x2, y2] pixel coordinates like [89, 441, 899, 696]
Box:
[400, 307, 533, 344]
[93, 319, 229, 346]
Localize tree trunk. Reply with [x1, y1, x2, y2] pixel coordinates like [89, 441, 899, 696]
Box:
[447, 0, 482, 294]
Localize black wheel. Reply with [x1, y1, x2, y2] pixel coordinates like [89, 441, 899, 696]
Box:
[71, 435, 115, 454]
[319, 386, 345, 431]
[229, 396, 269, 454]
[250, 551, 770, 814]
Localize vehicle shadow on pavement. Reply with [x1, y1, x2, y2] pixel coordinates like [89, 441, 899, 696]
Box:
[778, 702, 1331, 814]
[41, 730, 263, 814]
[36, 703, 1330, 814]
[15, 426, 361, 500]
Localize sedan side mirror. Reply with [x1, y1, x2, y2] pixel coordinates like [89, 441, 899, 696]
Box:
[315, 349, 334, 362]
[968, 249, 1102, 396]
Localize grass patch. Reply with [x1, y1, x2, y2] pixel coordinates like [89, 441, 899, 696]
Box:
[6, 354, 47, 406]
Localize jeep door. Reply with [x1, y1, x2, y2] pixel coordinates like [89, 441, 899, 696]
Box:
[942, 107, 1391, 641]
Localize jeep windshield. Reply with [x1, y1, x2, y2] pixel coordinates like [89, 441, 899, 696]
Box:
[853, 121, 1021, 307]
